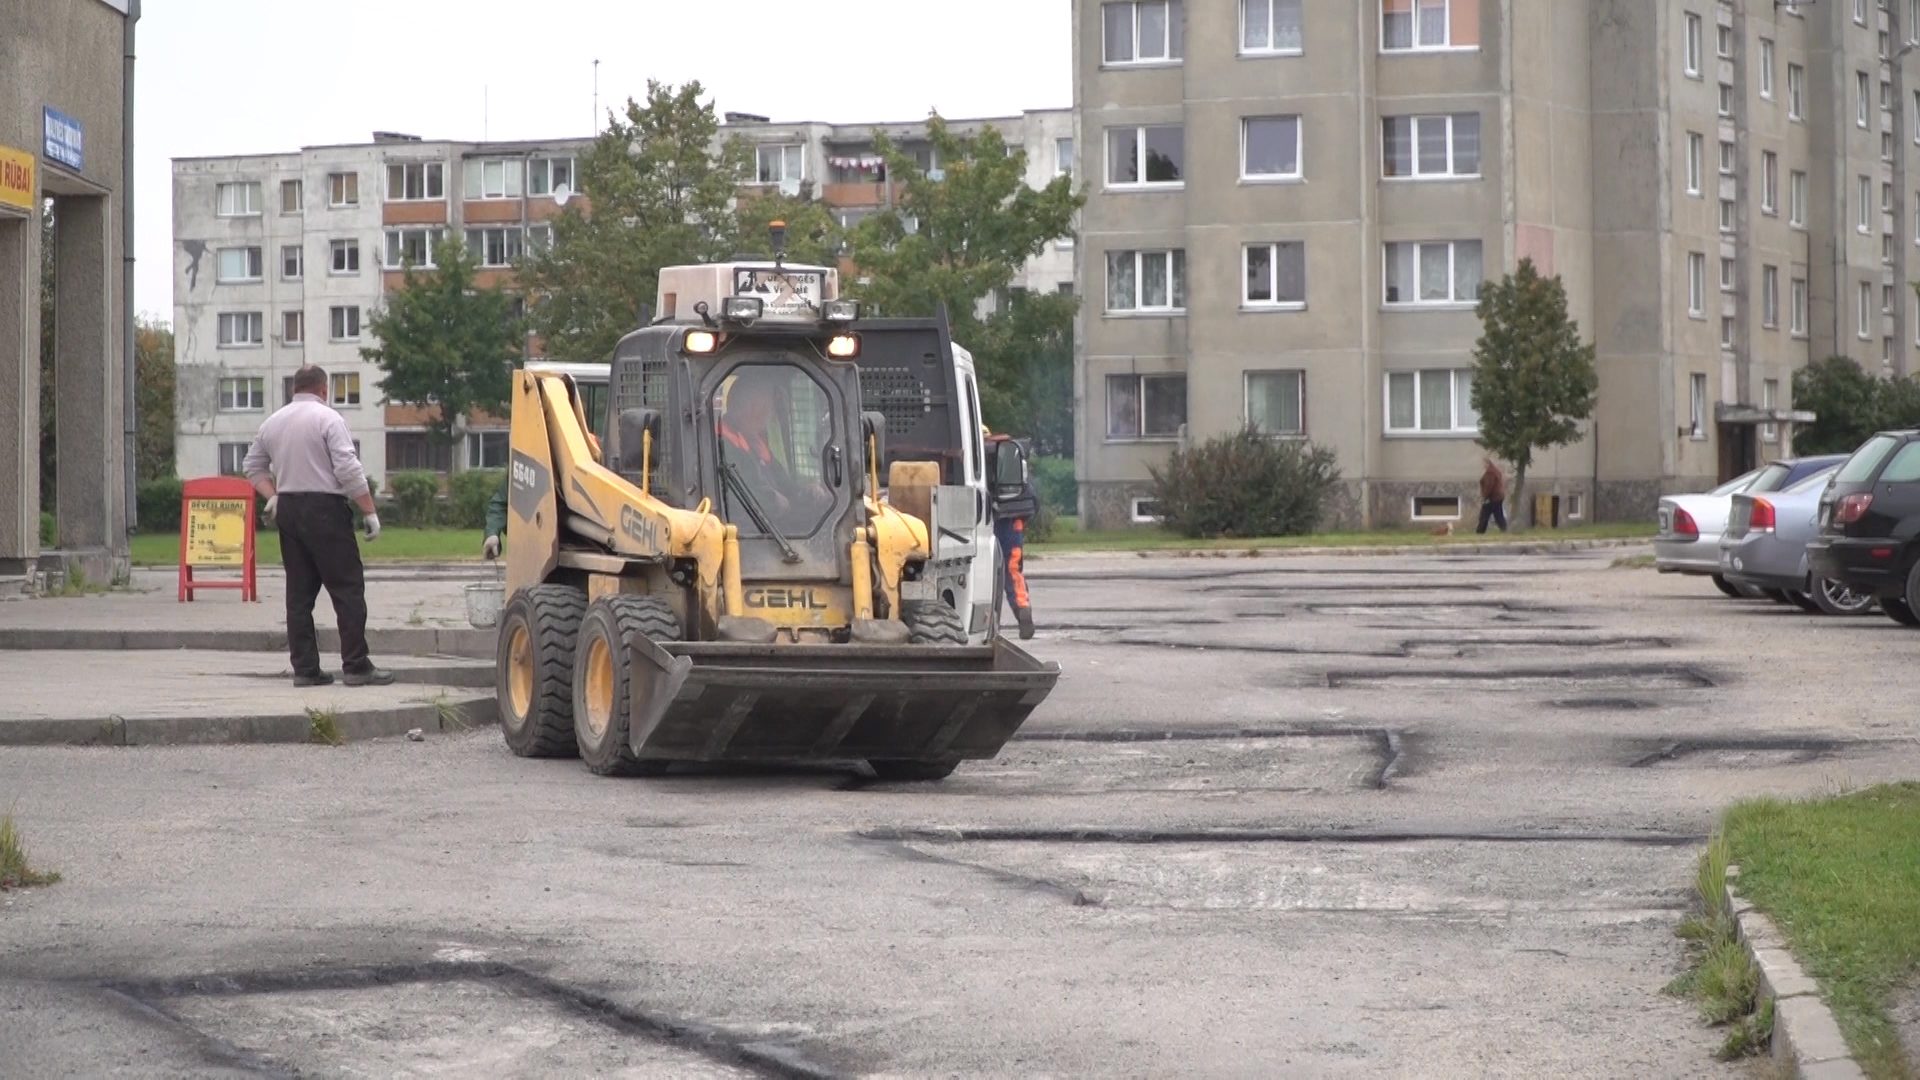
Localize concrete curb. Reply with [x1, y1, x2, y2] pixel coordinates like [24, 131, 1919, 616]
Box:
[1028, 536, 1652, 562]
[0, 694, 498, 748]
[1722, 865, 1867, 1080]
[0, 626, 498, 659]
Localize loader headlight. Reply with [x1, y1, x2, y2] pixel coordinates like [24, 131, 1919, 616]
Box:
[823, 299, 861, 323]
[721, 296, 764, 323]
[826, 333, 861, 359]
[684, 330, 718, 354]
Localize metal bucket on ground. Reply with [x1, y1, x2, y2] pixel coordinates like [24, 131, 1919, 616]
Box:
[465, 566, 506, 629]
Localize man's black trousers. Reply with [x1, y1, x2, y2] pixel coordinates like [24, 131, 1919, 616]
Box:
[275, 492, 370, 676]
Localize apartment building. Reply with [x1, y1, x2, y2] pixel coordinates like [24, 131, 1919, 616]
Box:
[172, 109, 1072, 491]
[1072, 0, 1917, 529]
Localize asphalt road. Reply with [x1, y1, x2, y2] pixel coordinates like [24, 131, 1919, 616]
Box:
[5, 549, 1915, 1078]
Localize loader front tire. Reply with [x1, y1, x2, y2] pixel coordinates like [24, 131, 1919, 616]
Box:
[573, 595, 682, 778]
[902, 601, 967, 646]
[497, 585, 588, 759]
[868, 759, 961, 782]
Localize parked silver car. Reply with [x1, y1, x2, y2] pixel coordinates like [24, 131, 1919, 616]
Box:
[1654, 455, 1851, 596]
[1719, 467, 1876, 615]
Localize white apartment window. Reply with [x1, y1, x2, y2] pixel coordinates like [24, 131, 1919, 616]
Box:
[1888, 233, 1898, 264]
[1716, 23, 1732, 57]
[1791, 278, 1808, 335]
[282, 310, 303, 345]
[1719, 139, 1735, 176]
[1791, 171, 1807, 227]
[1241, 0, 1303, 53]
[1719, 83, 1734, 117]
[327, 172, 358, 207]
[1246, 371, 1305, 435]
[528, 224, 554, 252]
[527, 157, 574, 196]
[1887, 337, 1897, 365]
[384, 228, 446, 269]
[1106, 374, 1186, 439]
[1886, 182, 1895, 212]
[755, 144, 803, 185]
[464, 158, 523, 199]
[387, 162, 444, 201]
[217, 312, 263, 347]
[1860, 72, 1872, 127]
[1720, 257, 1735, 291]
[1690, 373, 1708, 439]
[1686, 132, 1704, 195]
[1788, 64, 1806, 120]
[1861, 176, 1874, 232]
[466, 432, 509, 469]
[1243, 242, 1306, 307]
[1720, 198, 1736, 232]
[1860, 281, 1874, 339]
[1683, 12, 1703, 77]
[215, 182, 262, 217]
[1887, 133, 1898, 162]
[1242, 116, 1302, 180]
[1687, 252, 1706, 316]
[1914, 91, 1920, 141]
[1762, 379, 1780, 444]
[280, 179, 302, 214]
[330, 239, 360, 274]
[1103, 0, 1184, 64]
[1106, 249, 1187, 312]
[1759, 39, 1774, 98]
[1857, 0, 1869, 24]
[1885, 80, 1895, 112]
[1384, 240, 1482, 305]
[1762, 152, 1778, 215]
[330, 305, 361, 342]
[281, 244, 302, 281]
[1384, 114, 1480, 178]
[331, 372, 361, 407]
[1721, 316, 1736, 348]
[1888, 284, 1898, 313]
[1386, 370, 1478, 434]
[1762, 265, 1780, 328]
[217, 377, 265, 412]
[466, 227, 524, 268]
[1056, 137, 1074, 177]
[217, 444, 249, 477]
[1107, 125, 1185, 187]
[216, 247, 263, 284]
[1383, 0, 1470, 51]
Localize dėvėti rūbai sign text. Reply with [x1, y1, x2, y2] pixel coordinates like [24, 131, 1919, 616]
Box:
[0, 146, 33, 212]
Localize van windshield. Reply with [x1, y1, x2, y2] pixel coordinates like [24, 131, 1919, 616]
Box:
[1836, 435, 1900, 484]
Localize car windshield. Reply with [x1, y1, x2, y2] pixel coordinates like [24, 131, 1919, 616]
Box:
[1746, 463, 1796, 494]
[1708, 469, 1762, 497]
[1835, 435, 1901, 483]
[1784, 467, 1838, 494]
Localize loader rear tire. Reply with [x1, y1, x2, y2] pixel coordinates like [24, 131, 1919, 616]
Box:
[902, 602, 967, 646]
[574, 595, 682, 778]
[497, 585, 588, 759]
[868, 759, 961, 782]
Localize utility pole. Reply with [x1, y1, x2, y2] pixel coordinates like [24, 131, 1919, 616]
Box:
[593, 60, 601, 137]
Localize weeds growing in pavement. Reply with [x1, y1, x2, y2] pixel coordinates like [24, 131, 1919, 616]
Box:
[429, 694, 469, 732]
[307, 707, 345, 747]
[0, 807, 61, 890]
[1667, 833, 1772, 1061]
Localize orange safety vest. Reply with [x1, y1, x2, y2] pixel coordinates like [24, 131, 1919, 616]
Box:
[719, 422, 774, 466]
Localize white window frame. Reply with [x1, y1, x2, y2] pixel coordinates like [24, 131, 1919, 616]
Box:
[1762, 265, 1780, 328]
[1240, 116, 1303, 181]
[1719, 198, 1736, 233]
[1683, 12, 1703, 77]
[1103, 0, 1184, 66]
[1762, 379, 1780, 444]
[217, 312, 264, 348]
[1056, 137, 1074, 177]
[1788, 64, 1806, 121]
[1720, 256, 1736, 292]
[1410, 496, 1464, 522]
[1686, 132, 1704, 195]
[1105, 249, 1188, 314]
[1860, 72, 1872, 128]
[465, 431, 510, 470]
[281, 244, 303, 281]
[1791, 278, 1808, 336]
[1716, 22, 1732, 58]
[465, 227, 525, 269]
[527, 156, 574, 196]
[1106, 125, 1186, 189]
[327, 171, 358, 208]
[330, 372, 361, 408]
[1718, 139, 1735, 176]
[386, 161, 445, 202]
[1242, 241, 1307, 309]
[1689, 373, 1709, 440]
[1385, 369, 1479, 435]
[217, 377, 265, 413]
[754, 144, 804, 186]
[1860, 175, 1874, 233]
[1687, 252, 1706, 317]
[217, 443, 250, 478]
[1383, 114, 1482, 180]
[1759, 39, 1774, 99]
[1239, 0, 1304, 55]
[1791, 171, 1808, 228]
[282, 310, 303, 346]
[1719, 83, 1734, 118]
[1761, 152, 1778, 215]
[330, 305, 361, 343]
[383, 227, 446, 270]
[1129, 497, 1165, 524]
[1244, 370, 1306, 436]
[1383, 240, 1483, 307]
[464, 158, 523, 200]
[1859, 281, 1874, 340]
[330, 238, 360, 275]
[1382, 0, 1471, 53]
[1721, 315, 1736, 349]
[1857, 0, 1869, 24]
[214, 182, 262, 218]
[1105, 373, 1187, 440]
[215, 247, 263, 285]
[279, 179, 302, 215]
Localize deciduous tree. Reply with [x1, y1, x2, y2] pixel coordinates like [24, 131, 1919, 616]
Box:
[134, 316, 175, 481]
[1469, 258, 1599, 513]
[362, 236, 521, 449]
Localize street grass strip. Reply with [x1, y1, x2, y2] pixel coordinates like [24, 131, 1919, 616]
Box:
[1719, 783, 1920, 1078]
[132, 528, 486, 567]
[1669, 833, 1773, 1061]
[0, 807, 61, 890]
[1030, 520, 1655, 554]
[307, 707, 345, 747]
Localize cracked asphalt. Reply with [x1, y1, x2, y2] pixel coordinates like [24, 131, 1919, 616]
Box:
[5, 548, 1918, 1077]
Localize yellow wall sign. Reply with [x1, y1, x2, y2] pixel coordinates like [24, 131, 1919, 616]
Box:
[184, 498, 250, 568]
[0, 146, 33, 212]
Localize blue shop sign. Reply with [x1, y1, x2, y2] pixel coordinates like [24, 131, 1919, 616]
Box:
[43, 108, 83, 171]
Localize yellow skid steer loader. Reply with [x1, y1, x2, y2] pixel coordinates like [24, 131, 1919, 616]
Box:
[497, 252, 1058, 779]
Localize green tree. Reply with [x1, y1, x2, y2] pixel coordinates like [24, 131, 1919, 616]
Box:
[518, 81, 750, 362]
[845, 116, 1083, 451]
[735, 186, 841, 268]
[134, 316, 175, 481]
[1792, 356, 1889, 455]
[1469, 258, 1598, 515]
[362, 235, 521, 450]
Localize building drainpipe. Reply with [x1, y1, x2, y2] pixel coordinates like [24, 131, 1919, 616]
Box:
[1893, 0, 1910, 378]
[122, 0, 140, 537]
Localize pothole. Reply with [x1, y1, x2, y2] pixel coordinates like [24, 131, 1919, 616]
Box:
[1550, 698, 1664, 711]
[854, 734, 1391, 795]
[1401, 636, 1670, 658]
[1307, 602, 1541, 622]
[1323, 666, 1714, 693]
[1629, 739, 1850, 769]
[1205, 583, 1486, 596]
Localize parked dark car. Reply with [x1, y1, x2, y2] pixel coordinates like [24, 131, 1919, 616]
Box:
[1807, 431, 1920, 626]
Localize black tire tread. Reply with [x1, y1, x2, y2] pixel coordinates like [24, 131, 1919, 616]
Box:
[576, 595, 681, 778]
[1811, 578, 1876, 617]
[499, 585, 588, 759]
[902, 601, 967, 646]
[868, 758, 962, 782]
[1785, 591, 1821, 614]
[1887, 596, 1920, 627]
[1711, 574, 1742, 599]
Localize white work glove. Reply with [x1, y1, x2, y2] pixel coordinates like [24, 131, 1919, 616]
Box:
[362, 513, 382, 542]
[482, 535, 501, 560]
[262, 495, 278, 524]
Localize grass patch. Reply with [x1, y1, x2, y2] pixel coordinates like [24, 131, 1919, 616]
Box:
[42, 564, 112, 598]
[1029, 519, 1656, 554]
[1611, 553, 1658, 570]
[428, 693, 470, 732]
[306, 707, 345, 747]
[1668, 833, 1774, 1061]
[0, 808, 61, 890]
[132, 527, 487, 567]
[1719, 783, 1920, 1078]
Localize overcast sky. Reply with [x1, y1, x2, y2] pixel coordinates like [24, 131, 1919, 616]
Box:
[133, 0, 1072, 319]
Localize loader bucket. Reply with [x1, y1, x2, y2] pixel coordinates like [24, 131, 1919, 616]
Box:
[625, 637, 1058, 764]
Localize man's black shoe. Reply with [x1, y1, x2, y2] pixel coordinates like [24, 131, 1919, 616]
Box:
[1014, 606, 1036, 641]
[342, 666, 395, 687]
[293, 672, 335, 688]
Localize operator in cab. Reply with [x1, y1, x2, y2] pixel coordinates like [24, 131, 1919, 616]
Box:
[716, 370, 829, 529]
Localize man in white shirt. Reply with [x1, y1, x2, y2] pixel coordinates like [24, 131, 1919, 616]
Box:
[243, 365, 392, 687]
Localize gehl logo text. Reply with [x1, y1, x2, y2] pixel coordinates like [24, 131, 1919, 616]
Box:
[620, 505, 662, 550]
[746, 588, 831, 611]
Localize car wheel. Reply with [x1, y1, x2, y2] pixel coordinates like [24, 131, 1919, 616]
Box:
[1885, 598, 1920, 627]
[1785, 591, 1822, 614]
[1711, 574, 1742, 599]
[1811, 578, 1877, 617]
[1762, 589, 1794, 605]
[1904, 560, 1920, 625]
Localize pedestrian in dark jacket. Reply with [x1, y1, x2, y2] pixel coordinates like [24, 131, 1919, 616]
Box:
[1477, 458, 1509, 534]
